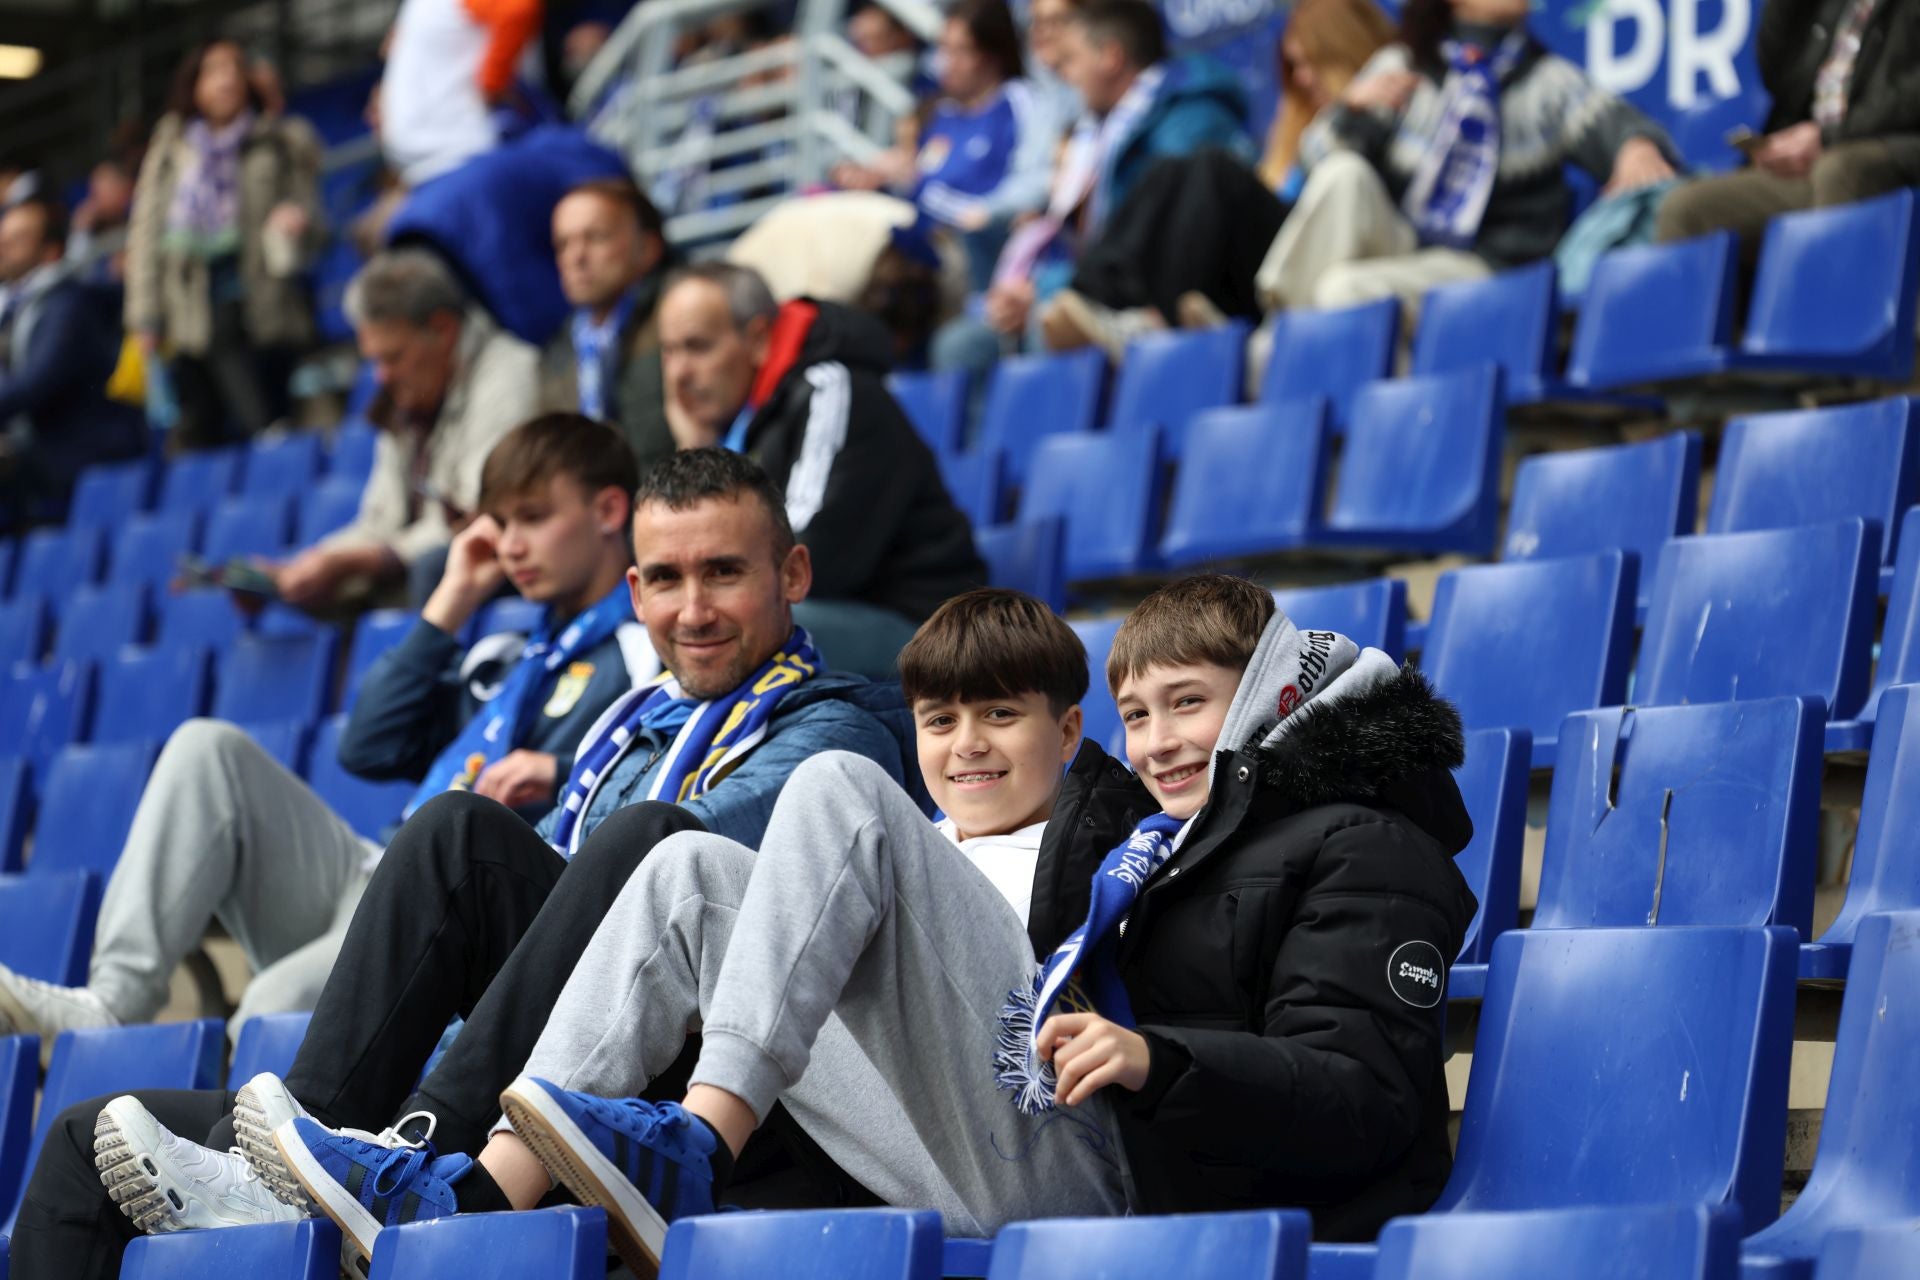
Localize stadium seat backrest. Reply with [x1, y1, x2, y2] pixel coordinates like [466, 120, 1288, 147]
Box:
[28, 741, 158, 880]
[976, 518, 1066, 614]
[369, 1207, 608, 1280]
[1373, 1204, 1741, 1280]
[228, 1011, 314, 1086]
[1806, 688, 1920, 973]
[327, 422, 379, 487]
[1438, 925, 1796, 1232]
[212, 631, 337, 725]
[1412, 262, 1559, 404]
[122, 1218, 341, 1280]
[1023, 430, 1163, 583]
[51, 582, 148, 664]
[233, 720, 308, 774]
[0, 870, 100, 986]
[344, 609, 418, 708]
[1159, 400, 1329, 568]
[1107, 324, 1247, 460]
[1567, 232, 1739, 390]
[887, 370, 968, 457]
[0, 756, 27, 873]
[1259, 296, 1398, 426]
[156, 587, 248, 655]
[1813, 1223, 1920, 1280]
[662, 1208, 943, 1280]
[1271, 576, 1408, 662]
[92, 647, 211, 747]
[15, 525, 104, 602]
[0, 661, 93, 774]
[307, 716, 415, 841]
[201, 495, 294, 564]
[157, 448, 242, 514]
[0, 1034, 39, 1243]
[109, 511, 200, 588]
[1539, 698, 1822, 937]
[1742, 189, 1920, 382]
[1743, 912, 1920, 1272]
[1451, 728, 1529, 966]
[240, 432, 326, 500]
[1422, 553, 1636, 758]
[987, 1210, 1310, 1280]
[938, 447, 1004, 529]
[978, 350, 1106, 484]
[297, 477, 367, 546]
[1325, 365, 1504, 555]
[66, 461, 152, 534]
[1707, 399, 1917, 567]
[1071, 618, 1124, 755]
[0, 596, 46, 668]
[1638, 522, 1878, 720]
[1505, 432, 1700, 569]
[1860, 507, 1920, 722]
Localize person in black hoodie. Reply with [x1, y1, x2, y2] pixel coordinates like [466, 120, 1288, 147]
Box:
[653, 261, 985, 677]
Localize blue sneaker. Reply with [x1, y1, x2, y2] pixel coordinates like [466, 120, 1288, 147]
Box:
[499, 1076, 718, 1276]
[273, 1114, 472, 1270]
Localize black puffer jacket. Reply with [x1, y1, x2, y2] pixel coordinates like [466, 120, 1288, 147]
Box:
[1759, 0, 1920, 143]
[1042, 665, 1478, 1241]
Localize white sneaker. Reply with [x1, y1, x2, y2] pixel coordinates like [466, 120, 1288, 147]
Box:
[0, 965, 119, 1062]
[233, 1073, 428, 1214]
[94, 1095, 304, 1234]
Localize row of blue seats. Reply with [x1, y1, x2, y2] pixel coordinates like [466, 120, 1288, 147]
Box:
[67, 425, 375, 531]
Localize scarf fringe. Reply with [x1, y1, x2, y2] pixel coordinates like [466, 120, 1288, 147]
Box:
[993, 974, 1058, 1117]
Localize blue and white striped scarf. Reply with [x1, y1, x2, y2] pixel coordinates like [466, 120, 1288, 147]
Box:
[1400, 32, 1527, 250]
[546, 626, 821, 858]
[572, 290, 635, 421]
[166, 111, 254, 254]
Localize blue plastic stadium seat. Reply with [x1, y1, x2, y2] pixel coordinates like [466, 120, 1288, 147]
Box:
[65, 461, 152, 534]
[1444, 728, 1529, 1001]
[1420, 553, 1636, 769]
[307, 716, 416, 841]
[344, 609, 417, 709]
[1023, 430, 1163, 584]
[1637, 523, 1878, 748]
[1413, 262, 1566, 407]
[1316, 366, 1504, 557]
[213, 631, 337, 726]
[1107, 323, 1246, 462]
[1159, 400, 1328, 567]
[201, 495, 294, 564]
[1567, 232, 1740, 391]
[1071, 618, 1124, 755]
[1742, 912, 1920, 1279]
[975, 519, 1066, 614]
[0, 871, 100, 985]
[234, 720, 308, 774]
[0, 662, 93, 775]
[14, 526, 104, 604]
[108, 511, 200, 589]
[156, 448, 243, 514]
[1800, 687, 1920, 980]
[0, 597, 46, 669]
[241, 432, 327, 500]
[1272, 578, 1408, 662]
[1741, 189, 1920, 384]
[328, 421, 378, 487]
[937, 448, 1003, 529]
[661, 1208, 942, 1280]
[91, 647, 211, 747]
[1374, 1204, 1740, 1280]
[0, 758, 27, 873]
[122, 1218, 341, 1280]
[1259, 296, 1398, 428]
[27, 741, 158, 881]
[1707, 399, 1917, 576]
[888, 370, 969, 457]
[51, 583, 148, 664]
[1811, 1224, 1920, 1280]
[368, 1207, 608, 1280]
[1842, 507, 1920, 736]
[228, 1011, 313, 1086]
[1504, 432, 1701, 588]
[977, 350, 1106, 485]
[296, 477, 366, 546]
[0, 1034, 39, 1246]
[155, 588, 248, 655]
[991, 1211, 1309, 1280]
[254, 604, 326, 638]
[474, 596, 546, 640]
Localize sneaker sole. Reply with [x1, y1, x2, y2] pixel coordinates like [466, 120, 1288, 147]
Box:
[94, 1101, 183, 1234]
[499, 1079, 669, 1280]
[274, 1120, 383, 1272]
[234, 1076, 312, 1211]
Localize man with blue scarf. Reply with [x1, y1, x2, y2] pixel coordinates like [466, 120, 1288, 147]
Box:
[0, 413, 648, 1053]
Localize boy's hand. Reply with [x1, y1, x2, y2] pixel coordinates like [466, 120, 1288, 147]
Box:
[474, 750, 559, 809]
[423, 515, 506, 634]
[1037, 1012, 1151, 1107]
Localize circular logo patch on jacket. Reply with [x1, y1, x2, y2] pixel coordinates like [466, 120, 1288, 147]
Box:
[1388, 941, 1446, 1008]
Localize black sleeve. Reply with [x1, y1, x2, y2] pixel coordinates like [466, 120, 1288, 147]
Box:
[0, 289, 102, 423]
[784, 370, 925, 605]
[336, 620, 468, 781]
[1834, 10, 1920, 141]
[1130, 819, 1461, 1181]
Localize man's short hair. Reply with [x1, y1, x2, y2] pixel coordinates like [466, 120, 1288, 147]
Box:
[633, 447, 795, 557]
[477, 413, 640, 516]
[343, 248, 469, 330]
[899, 588, 1088, 718]
[1071, 0, 1167, 69]
[663, 262, 779, 331]
[1107, 573, 1275, 692]
[564, 176, 667, 243]
[6, 197, 67, 252]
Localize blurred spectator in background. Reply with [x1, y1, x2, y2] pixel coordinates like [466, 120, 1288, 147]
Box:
[0, 198, 146, 512]
[0, 163, 41, 209]
[1024, 0, 1090, 134]
[1655, 0, 1920, 264]
[849, 2, 920, 61]
[126, 40, 322, 450]
[539, 178, 677, 467]
[273, 249, 538, 610]
[381, 0, 544, 186]
[66, 160, 136, 280]
[1259, 0, 1398, 198]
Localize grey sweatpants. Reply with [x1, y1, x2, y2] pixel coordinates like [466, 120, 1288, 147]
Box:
[519, 751, 1129, 1237]
[89, 719, 377, 1029]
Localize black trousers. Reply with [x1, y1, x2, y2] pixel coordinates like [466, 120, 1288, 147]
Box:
[1070, 147, 1290, 321]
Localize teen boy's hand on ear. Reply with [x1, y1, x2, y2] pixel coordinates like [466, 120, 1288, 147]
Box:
[1038, 1011, 1151, 1107]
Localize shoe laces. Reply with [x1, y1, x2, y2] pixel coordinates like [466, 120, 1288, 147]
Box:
[370, 1141, 437, 1199]
[588, 1096, 691, 1147]
[372, 1111, 438, 1149]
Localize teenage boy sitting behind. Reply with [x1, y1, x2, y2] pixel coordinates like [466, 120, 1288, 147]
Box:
[275, 576, 1474, 1270]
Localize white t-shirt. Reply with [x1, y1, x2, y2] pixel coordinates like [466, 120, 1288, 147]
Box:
[936, 818, 1047, 927]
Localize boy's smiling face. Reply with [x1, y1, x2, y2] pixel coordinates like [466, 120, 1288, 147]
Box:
[1115, 662, 1242, 819]
[915, 692, 1082, 841]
